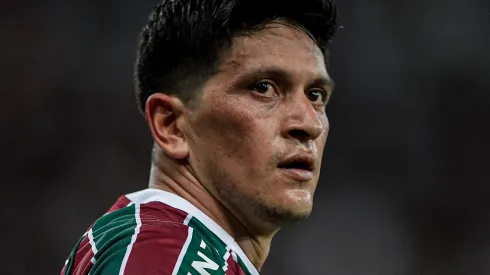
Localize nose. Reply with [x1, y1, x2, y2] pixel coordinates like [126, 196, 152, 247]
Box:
[282, 94, 324, 142]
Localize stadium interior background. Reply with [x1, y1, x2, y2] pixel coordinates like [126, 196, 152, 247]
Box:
[1, 0, 489, 274]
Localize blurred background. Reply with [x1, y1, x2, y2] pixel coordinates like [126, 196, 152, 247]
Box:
[1, 0, 489, 274]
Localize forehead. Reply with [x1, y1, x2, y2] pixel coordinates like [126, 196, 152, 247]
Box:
[219, 22, 329, 80]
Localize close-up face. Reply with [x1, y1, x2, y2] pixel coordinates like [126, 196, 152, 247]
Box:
[183, 21, 333, 229]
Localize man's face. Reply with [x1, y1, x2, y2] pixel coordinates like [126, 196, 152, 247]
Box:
[183, 22, 332, 229]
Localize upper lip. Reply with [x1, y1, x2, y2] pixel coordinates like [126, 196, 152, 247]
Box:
[277, 152, 316, 171]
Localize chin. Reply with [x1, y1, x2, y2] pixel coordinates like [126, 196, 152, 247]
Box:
[285, 188, 313, 203]
[256, 193, 314, 226]
[261, 205, 312, 226]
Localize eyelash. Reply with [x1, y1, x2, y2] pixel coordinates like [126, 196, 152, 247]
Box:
[306, 89, 328, 105]
[248, 81, 277, 96]
[248, 81, 328, 105]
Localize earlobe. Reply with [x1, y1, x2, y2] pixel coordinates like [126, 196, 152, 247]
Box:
[145, 93, 190, 159]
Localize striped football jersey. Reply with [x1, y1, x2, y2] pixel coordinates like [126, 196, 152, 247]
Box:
[61, 188, 260, 275]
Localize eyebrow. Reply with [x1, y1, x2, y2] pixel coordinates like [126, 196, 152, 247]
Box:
[241, 66, 334, 90]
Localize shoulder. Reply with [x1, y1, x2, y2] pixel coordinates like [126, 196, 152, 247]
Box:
[62, 191, 248, 275]
[64, 202, 194, 275]
[89, 207, 231, 275]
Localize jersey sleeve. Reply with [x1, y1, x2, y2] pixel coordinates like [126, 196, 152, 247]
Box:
[61, 201, 245, 275]
[91, 220, 191, 275]
[62, 204, 192, 275]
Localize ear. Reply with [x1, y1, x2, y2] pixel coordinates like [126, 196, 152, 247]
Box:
[145, 93, 189, 159]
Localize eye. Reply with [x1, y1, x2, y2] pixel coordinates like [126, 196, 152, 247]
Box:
[306, 89, 327, 105]
[248, 81, 278, 98]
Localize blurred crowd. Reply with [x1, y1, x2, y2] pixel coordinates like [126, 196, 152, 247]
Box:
[1, 1, 489, 274]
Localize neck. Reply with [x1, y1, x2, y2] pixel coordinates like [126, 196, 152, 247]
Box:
[149, 153, 276, 270]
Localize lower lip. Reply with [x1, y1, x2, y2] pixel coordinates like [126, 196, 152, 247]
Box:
[279, 168, 314, 181]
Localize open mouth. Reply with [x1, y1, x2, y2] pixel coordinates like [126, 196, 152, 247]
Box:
[278, 160, 314, 171]
[277, 155, 315, 182]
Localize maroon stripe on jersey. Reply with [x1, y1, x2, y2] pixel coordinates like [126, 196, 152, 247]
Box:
[225, 252, 238, 275]
[65, 235, 95, 275]
[121, 203, 190, 274]
[139, 201, 189, 224]
[106, 195, 132, 213]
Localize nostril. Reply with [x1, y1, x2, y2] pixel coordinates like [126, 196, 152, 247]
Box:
[289, 129, 310, 140]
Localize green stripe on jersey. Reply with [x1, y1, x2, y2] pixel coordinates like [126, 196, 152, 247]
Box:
[236, 256, 253, 275]
[189, 217, 253, 275]
[63, 233, 86, 275]
[188, 217, 229, 259]
[88, 204, 139, 275]
[174, 216, 253, 275]
[173, 217, 226, 275]
[174, 227, 222, 274]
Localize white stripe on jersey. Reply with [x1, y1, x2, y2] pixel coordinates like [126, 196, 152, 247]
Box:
[127, 189, 260, 275]
[171, 221, 194, 275]
[119, 203, 142, 275]
[87, 228, 98, 264]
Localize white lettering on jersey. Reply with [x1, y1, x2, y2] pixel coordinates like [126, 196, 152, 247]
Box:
[189, 240, 219, 275]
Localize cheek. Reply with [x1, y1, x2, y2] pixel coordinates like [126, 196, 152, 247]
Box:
[190, 99, 274, 173]
[316, 116, 330, 157]
[209, 107, 255, 152]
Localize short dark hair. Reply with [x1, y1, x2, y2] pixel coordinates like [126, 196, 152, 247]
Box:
[134, 0, 338, 114]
